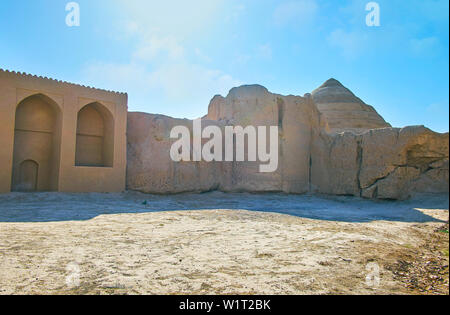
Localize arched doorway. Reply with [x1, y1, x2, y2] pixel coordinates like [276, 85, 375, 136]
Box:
[17, 160, 39, 192]
[75, 102, 114, 167]
[11, 94, 62, 192]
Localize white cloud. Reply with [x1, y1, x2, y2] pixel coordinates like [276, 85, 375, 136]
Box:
[147, 63, 242, 101]
[82, 62, 152, 94]
[257, 44, 273, 59]
[81, 0, 241, 117]
[83, 60, 241, 116]
[327, 29, 368, 58]
[426, 102, 449, 115]
[234, 54, 251, 65]
[115, 0, 225, 39]
[273, 0, 318, 27]
[226, 4, 246, 22]
[406, 0, 449, 24]
[410, 37, 439, 56]
[333, 0, 448, 59]
[194, 48, 212, 63]
[133, 36, 185, 62]
[233, 43, 273, 66]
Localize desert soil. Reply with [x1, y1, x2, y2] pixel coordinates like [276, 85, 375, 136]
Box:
[0, 192, 448, 295]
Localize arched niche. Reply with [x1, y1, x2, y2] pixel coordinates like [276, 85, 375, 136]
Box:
[11, 94, 62, 192]
[75, 102, 114, 167]
[17, 160, 39, 192]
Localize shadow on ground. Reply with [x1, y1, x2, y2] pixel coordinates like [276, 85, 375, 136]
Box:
[0, 191, 448, 223]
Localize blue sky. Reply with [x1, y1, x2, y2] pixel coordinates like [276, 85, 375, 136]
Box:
[0, 0, 448, 132]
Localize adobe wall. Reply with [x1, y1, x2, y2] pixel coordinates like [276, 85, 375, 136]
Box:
[127, 85, 327, 194]
[126, 84, 449, 200]
[0, 69, 128, 193]
[1, 70, 448, 200]
[311, 126, 449, 199]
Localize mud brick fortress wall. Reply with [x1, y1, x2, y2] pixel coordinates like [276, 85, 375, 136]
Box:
[1, 69, 448, 199]
[0, 69, 127, 193]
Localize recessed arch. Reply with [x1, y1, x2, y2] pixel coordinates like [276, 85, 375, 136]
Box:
[75, 102, 114, 167]
[16, 93, 63, 113]
[11, 94, 62, 192]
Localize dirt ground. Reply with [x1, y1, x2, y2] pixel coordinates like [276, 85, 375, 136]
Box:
[0, 193, 448, 295]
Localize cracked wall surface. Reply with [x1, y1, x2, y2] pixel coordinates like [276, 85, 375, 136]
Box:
[2, 70, 445, 199]
[127, 80, 449, 200]
[127, 85, 325, 194]
[311, 126, 449, 200]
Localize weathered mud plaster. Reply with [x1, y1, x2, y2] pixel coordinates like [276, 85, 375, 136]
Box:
[0, 69, 128, 193]
[311, 126, 449, 200]
[127, 82, 449, 199]
[1, 70, 448, 199]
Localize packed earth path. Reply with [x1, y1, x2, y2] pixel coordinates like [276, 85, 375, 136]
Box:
[0, 192, 448, 295]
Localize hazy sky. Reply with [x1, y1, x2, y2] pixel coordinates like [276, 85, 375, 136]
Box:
[0, 0, 448, 132]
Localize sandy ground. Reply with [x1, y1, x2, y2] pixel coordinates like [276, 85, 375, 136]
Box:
[0, 192, 448, 295]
